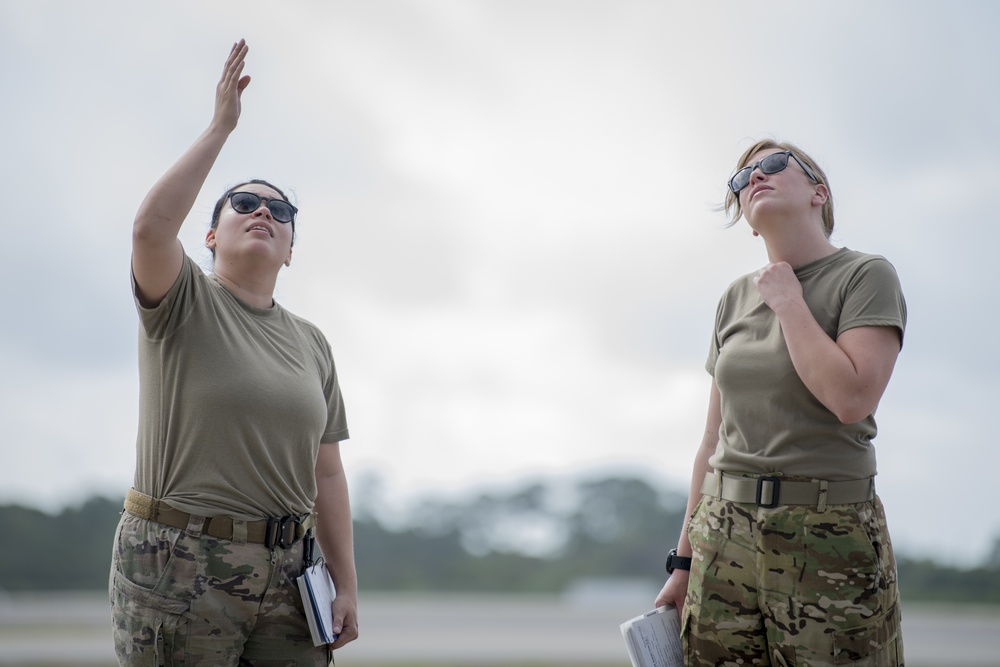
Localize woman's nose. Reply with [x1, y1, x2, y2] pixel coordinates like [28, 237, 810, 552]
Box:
[252, 201, 273, 219]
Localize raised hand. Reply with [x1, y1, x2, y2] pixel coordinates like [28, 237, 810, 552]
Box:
[213, 39, 251, 134]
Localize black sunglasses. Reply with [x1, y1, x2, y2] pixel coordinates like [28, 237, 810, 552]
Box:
[228, 192, 298, 224]
[728, 150, 819, 194]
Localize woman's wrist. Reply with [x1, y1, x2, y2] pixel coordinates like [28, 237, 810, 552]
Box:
[666, 548, 693, 574]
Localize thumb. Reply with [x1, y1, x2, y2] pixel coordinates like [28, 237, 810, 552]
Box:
[331, 607, 344, 634]
[237, 75, 251, 95]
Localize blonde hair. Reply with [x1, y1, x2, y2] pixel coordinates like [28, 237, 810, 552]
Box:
[724, 140, 834, 238]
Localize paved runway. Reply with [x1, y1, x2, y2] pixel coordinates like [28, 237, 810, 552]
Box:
[1, 591, 997, 665]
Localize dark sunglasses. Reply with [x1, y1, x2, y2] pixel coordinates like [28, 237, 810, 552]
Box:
[228, 192, 298, 224]
[728, 150, 819, 194]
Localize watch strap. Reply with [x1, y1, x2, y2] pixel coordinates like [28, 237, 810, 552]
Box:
[665, 548, 692, 574]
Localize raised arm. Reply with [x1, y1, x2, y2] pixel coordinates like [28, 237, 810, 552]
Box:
[132, 39, 251, 307]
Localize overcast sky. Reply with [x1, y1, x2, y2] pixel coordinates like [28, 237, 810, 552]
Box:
[2, 1, 997, 566]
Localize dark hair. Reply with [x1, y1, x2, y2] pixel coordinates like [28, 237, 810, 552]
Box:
[209, 179, 296, 257]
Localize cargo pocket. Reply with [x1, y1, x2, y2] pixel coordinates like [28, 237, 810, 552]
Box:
[685, 495, 707, 536]
[679, 602, 694, 665]
[832, 603, 900, 665]
[112, 569, 193, 666]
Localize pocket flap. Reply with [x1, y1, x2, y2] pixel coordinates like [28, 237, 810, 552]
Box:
[833, 603, 899, 664]
[113, 569, 191, 616]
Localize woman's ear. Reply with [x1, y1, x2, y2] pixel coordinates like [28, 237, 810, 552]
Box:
[812, 184, 829, 207]
[284, 247, 293, 268]
[205, 228, 217, 249]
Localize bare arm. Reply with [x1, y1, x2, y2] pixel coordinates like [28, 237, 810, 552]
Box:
[132, 40, 250, 307]
[654, 379, 722, 614]
[314, 442, 359, 649]
[755, 262, 901, 423]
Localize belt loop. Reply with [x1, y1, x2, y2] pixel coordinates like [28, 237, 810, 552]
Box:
[185, 514, 206, 537]
[817, 479, 829, 512]
[714, 469, 723, 500]
[232, 519, 248, 545]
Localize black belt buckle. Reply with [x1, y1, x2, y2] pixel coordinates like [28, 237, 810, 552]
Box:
[265, 515, 301, 549]
[755, 476, 781, 508]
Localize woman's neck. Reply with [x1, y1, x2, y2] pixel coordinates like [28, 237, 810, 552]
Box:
[763, 233, 838, 269]
[755, 212, 837, 268]
[212, 265, 278, 309]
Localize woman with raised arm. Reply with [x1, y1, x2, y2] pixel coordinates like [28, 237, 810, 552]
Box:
[654, 140, 906, 666]
[110, 40, 358, 666]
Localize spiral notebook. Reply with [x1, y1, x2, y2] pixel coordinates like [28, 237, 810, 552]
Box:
[296, 561, 339, 646]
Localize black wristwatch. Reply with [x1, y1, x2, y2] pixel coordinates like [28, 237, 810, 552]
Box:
[665, 548, 692, 574]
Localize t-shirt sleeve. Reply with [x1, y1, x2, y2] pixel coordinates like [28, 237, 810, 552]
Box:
[132, 253, 201, 339]
[837, 256, 907, 347]
[319, 337, 350, 443]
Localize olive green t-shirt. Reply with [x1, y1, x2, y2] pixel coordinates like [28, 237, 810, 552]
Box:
[707, 248, 906, 480]
[132, 254, 349, 520]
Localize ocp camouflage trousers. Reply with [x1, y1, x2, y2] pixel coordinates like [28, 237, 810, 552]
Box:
[683, 493, 903, 666]
[109, 512, 331, 667]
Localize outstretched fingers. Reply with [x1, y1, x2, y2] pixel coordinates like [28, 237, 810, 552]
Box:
[223, 39, 248, 75]
[213, 39, 249, 133]
[221, 40, 248, 92]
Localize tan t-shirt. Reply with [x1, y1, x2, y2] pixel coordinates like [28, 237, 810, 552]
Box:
[133, 254, 349, 520]
[707, 248, 906, 481]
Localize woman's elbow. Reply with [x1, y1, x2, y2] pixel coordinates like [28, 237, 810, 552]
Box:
[132, 216, 167, 248]
[830, 396, 877, 425]
[834, 409, 868, 425]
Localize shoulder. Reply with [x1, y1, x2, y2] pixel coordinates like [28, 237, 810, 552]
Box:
[135, 252, 208, 314]
[834, 248, 903, 290]
[834, 247, 897, 272]
[832, 248, 907, 338]
[282, 308, 334, 355]
[718, 270, 758, 305]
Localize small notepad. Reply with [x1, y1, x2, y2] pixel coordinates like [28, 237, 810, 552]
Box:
[296, 562, 339, 646]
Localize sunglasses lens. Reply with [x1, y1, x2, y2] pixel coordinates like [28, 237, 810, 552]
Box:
[269, 201, 294, 223]
[730, 168, 751, 193]
[760, 152, 789, 174]
[230, 192, 260, 214]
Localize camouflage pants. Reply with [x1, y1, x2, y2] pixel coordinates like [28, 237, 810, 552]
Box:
[683, 493, 903, 666]
[110, 512, 331, 666]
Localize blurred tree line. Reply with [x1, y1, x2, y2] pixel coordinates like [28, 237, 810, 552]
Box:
[1, 474, 999, 604]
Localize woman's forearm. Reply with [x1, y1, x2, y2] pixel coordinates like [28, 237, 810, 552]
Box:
[775, 300, 899, 424]
[133, 125, 231, 243]
[314, 452, 358, 602]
